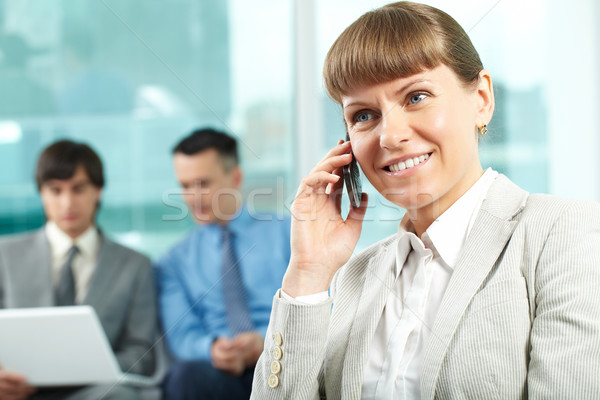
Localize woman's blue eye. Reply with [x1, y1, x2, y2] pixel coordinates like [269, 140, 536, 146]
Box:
[355, 112, 373, 122]
[409, 94, 426, 104]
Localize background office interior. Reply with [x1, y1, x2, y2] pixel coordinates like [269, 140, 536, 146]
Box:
[0, 0, 598, 258]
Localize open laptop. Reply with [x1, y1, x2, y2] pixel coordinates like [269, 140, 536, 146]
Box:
[0, 306, 156, 387]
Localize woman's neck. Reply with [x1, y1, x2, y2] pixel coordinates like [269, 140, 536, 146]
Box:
[407, 166, 485, 237]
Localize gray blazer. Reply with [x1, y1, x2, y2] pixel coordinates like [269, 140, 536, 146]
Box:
[0, 228, 157, 375]
[252, 175, 600, 399]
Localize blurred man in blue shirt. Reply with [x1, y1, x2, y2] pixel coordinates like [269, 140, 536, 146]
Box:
[155, 128, 290, 400]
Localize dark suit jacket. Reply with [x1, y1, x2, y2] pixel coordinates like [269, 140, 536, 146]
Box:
[0, 228, 157, 375]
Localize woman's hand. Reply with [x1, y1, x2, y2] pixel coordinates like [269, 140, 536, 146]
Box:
[282, 140, 368, 297]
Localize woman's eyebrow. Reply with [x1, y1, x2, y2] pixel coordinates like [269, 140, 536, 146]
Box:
[342, 100, 370, 110]
[343, 78, 433, 110]
[394, 78, 431, 96]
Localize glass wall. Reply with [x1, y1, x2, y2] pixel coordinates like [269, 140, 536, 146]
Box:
[1, 0, 598, 256]
[0, 0, 294, 258]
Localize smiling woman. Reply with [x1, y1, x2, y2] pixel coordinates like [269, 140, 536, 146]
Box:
[250, 2, 600, 399]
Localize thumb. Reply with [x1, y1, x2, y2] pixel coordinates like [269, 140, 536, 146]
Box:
[346, 192, 368, 226]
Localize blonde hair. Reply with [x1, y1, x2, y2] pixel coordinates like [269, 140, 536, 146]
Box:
[323, 2, 483, 103]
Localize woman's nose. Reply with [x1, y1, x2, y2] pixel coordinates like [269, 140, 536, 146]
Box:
[379, 108, 411, 150]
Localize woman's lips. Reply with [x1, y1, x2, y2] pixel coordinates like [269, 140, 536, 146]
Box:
[383, 152, 432, 174]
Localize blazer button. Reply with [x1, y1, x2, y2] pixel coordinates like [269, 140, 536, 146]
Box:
[270, 360, 282, 375]
[268, 374, 280, 388]
[273, 332, 283, 346]
[273, 346, 282, 360]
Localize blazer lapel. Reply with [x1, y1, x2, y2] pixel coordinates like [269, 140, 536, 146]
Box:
[339, 240, 398, 398]
[24, 229, 54, 307]
[420, 175, 528, 400]
[83, 236, 120, 314]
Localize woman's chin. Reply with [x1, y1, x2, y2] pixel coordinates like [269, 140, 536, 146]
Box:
[381, 189, 438, 210]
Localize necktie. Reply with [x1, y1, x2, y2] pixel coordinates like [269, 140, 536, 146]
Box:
[55, 245, 79, 306]
[221, 226, 254, 335]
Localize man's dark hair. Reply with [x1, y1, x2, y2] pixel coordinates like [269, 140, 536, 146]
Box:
[35, 139, 104, 190]
[173, 128, 238, 171]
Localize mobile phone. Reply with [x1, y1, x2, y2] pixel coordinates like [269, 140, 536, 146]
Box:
[342, 131, 362, 208]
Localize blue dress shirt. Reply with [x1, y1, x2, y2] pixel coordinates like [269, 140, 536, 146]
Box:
[155, 207, 291, 361]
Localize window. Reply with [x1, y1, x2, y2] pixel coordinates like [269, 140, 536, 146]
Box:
[1, 0, 598, 255]
[0, 0, 294, 257]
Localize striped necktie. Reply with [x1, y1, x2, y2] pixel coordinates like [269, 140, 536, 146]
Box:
[55, 245, 79, 306]
[221, 226, 254, 335]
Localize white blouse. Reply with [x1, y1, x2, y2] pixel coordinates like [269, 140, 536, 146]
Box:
[361, 168, 498, 399]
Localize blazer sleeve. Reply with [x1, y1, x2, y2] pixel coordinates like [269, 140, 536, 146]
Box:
[250, 289, 332, 400]
[527, 201, 600, 398]
[114, 256, 158, 376]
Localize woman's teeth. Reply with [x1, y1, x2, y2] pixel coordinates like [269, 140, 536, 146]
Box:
[389, 154, 429, 172]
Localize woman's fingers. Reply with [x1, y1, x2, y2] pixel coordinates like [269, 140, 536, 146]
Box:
[303, 141, 353, 196]
[297, 171, 340, 195]
[310, 141, 351, 170]
[326, 164, 345, 195]
[329, 166, 344, 210]
[311, 152, 352, 176]
[306, 147, 352, 196]
[285, 143, 363, 297]
[321, 139, 350, 160]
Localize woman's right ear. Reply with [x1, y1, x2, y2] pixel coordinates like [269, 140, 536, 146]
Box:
[475, 69, 495, 123]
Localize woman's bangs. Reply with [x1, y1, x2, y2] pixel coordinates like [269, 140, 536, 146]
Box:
[324, 9, 444, 102]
